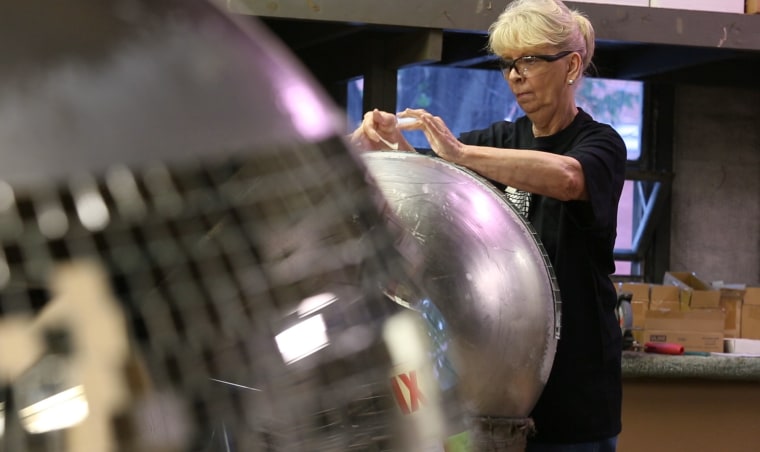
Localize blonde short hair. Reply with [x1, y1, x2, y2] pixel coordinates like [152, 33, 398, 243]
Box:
[488, 0, 595, 73]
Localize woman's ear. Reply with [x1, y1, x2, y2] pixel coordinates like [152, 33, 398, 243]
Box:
[568, 52, 583, 83]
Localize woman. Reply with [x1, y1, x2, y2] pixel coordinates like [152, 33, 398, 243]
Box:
[350, 0, 626, 450]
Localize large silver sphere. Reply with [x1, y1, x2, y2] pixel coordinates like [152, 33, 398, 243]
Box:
[363, 152, 561, 418]
[0, 1, 460, 450]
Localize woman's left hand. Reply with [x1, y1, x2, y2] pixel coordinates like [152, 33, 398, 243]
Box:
[399, 108, 466, 163]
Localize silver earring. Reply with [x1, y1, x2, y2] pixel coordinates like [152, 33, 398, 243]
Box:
[568, 79, 575, 85]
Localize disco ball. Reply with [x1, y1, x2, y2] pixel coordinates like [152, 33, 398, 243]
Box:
[363, 152, 561, 450]
[0, 1, 463, 450]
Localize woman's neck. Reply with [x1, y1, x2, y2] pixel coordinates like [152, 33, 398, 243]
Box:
[531, 105, 579, 137]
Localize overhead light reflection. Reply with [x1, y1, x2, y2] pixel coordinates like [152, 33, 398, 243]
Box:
[278, 80, 333, 141]
[469, 190, 495, 223]
[296, 292, 337, 317]
[36, 201, 69, 239]
[74, 191, 110, 231]
[209, 378, 262, 392]
[19, 385, 89, 434]
[275, 314, 329, 364]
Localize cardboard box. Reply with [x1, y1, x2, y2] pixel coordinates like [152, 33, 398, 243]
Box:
[644, 309, 725, 353]
[663, 271, 720, 309]
[618, 282, 650, 303]
[617, 283, 650, 344]
[720, 288, 744, 338]
[646, 309, 724, 331]
[631, 300, 648, 344]
[748, 0, 760, 14]
[650, 0, 745, 13]
[649, 284, 680, 312]
[741, 287, 760, 339]
[643, 330, 724, 353]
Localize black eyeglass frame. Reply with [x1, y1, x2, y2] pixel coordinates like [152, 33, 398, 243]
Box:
[498, 50, 578, 77]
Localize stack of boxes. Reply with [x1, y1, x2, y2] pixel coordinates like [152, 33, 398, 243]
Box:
[618, 273, 760, 353]
[740, 287, 760, 339]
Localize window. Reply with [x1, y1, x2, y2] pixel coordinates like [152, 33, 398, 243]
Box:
[347, 66, 644, 276]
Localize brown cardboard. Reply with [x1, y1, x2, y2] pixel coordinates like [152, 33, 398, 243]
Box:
[649, 284, 680, 312]
[631, 300, 647, 344]
[744, 287, 760, 306]
[663, 271, 721, 309]
[644, 309, 725, 352]
[740, 305, 760, 339]
[720, 288, 744, 338]
[619, 283, 650, 303]
[740, 288, 760, 339]
[748, 0, 760, 14]
[645, 309, 724, 332]
[723, 298, 743, 338]
[643, 330, 724, 353]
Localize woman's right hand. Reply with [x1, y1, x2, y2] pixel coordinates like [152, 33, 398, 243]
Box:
[349, 109, 415, 152]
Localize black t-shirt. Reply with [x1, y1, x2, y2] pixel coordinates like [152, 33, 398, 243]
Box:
[459, 109, 626, 444]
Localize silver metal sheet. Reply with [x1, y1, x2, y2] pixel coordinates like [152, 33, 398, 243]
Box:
[363, 151, 560, 417]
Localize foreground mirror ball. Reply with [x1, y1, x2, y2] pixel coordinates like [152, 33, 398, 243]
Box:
[0, 1, 463, 450]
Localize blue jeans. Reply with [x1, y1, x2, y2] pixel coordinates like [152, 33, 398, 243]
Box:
[526, 436, 617, 452]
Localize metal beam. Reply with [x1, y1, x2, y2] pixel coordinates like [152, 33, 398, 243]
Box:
[614, 180, 670, 261]
[387, 29, 443, 68]
[607, 45, 745, 80]
[229, 0, 760, 53]
[363, 37, 398, 114]
[228, 0, 504, 33]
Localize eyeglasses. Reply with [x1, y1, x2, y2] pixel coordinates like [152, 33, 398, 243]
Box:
[498, 50, 576, 78]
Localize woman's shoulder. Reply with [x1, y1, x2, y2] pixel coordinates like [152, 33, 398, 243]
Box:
[459, 116, 530, 144]
[467, 117, 523, 133]
[575, 109, 619, 134]
[460, 118, 515, 146]
[572, 109, 625, 144]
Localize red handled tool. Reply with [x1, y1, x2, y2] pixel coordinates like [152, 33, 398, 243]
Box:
[644, 342, 684, 355]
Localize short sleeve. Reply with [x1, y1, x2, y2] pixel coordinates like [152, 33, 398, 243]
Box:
[566, 126, 626, 231]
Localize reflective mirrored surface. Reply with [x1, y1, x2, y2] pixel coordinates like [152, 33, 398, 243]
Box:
[363, 151, 561, 418]
[0, 1, 460, 450]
